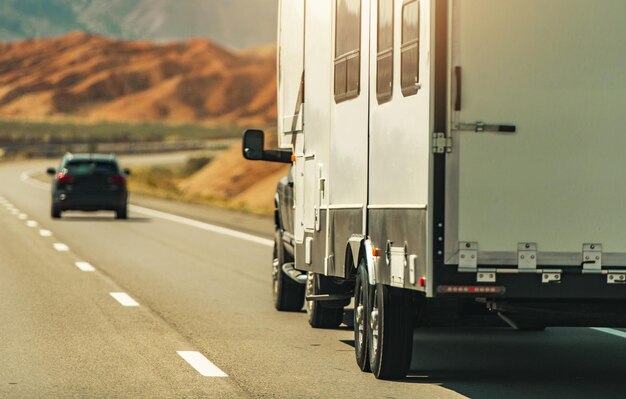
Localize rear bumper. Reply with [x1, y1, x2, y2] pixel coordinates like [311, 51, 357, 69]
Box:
[434, 265, 626, 300]
[53, 190, 127, 211]
[429, 266, 626, 327]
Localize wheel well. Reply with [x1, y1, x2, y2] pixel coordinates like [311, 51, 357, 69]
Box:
[274, 199, 280, 229]
[344, 246, 356, 280]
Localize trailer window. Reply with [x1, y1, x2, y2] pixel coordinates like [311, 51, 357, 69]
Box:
[401, 0, 420, 96]
[377, 0, 394, 103]
[334, 0, 361, 102]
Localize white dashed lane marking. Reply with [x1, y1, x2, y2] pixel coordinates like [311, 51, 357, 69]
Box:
[26, 220, 38, 227]
[18, 213, 27, 220]
[110, 292, 140, 307]
[75, 262, 96, 272]
[177, 351, 228, 377]
[53, 243, 69, 252]
[39, 230, 52, 237]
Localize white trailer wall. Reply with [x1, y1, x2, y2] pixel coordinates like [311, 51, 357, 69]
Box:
[446, 0, 626, 264]
[329, 2, 370, 219]
[277, 0, 305, 149]
[368, 0, 431, 207]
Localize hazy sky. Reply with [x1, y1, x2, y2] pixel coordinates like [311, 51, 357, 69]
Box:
[0, 0, 278, 48]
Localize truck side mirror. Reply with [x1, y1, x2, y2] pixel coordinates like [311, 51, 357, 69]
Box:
[242, 129, 292, 164]
[242, 129, 265, 161]
[46, 167, 56, 175]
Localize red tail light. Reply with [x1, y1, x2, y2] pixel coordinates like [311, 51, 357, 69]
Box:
[109, 175, 126, 185]
[56, 172, 74, 184]
[437, 285, 506, 295]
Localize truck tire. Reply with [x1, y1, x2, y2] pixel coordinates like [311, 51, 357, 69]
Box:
[306, 272, 344, 329]
[368, 283, 413, 379]
[51, 205, 61, 219]
[272, 230, 305, 311]
[116, 206, 128, 220]
[354, 261, 370, 372]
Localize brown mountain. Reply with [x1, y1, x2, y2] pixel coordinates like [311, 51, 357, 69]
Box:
[0, 32, 277, 125]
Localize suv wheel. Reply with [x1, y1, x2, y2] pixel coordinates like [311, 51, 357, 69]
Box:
[51, 205, 61, 219]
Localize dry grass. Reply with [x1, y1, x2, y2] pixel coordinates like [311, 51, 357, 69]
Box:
[128, 161, 275, 216]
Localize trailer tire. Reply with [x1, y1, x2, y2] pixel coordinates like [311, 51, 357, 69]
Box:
[306, 272, 344, 329]
[354, 261, 370, 371]
[272, 230, 305, 311]
[368, 283, 413, 380]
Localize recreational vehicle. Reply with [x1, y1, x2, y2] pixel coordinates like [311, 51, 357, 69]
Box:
[243, 0, 626, 379]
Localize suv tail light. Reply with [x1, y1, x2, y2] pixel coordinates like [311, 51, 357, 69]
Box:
[109, 175, 126, 185]
[56, 172, 74, 184]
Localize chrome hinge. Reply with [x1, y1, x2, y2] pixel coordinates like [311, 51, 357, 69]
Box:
[433, 132, 452, 154]
[542, 270, 562, 284]
[458, 242, 478, 272]
[477, 268, 496, 283]
[608, 273, 626, 284]
[582, 243, 602, 273]
[518, 242, 537, 272]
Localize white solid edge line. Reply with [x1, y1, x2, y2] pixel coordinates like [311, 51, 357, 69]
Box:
[110, 292, 140, 307]
[53, 243, 69, 252]
[177, 351, 228, 377]
[75, 261, 96, 272]
[590, 327, 626, 339]
[129, 205, 273, 247]
[20, 170, 272, 248]
[39, 229, 52, 237]
[20, 171, 51, 190]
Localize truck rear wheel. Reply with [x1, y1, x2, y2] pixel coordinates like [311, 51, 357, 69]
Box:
[368, 283, 413, 379]
[116, 206, 128, 220]
[272, 230, 305, 311]
[306, 272, 344, 329]
[354, 261, 370, 372]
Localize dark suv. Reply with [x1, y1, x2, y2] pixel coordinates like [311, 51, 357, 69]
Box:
[47, 153, 130, 219]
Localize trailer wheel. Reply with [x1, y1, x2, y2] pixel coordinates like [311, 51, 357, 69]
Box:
[354, 261, 370, 371]
[272, 230, 305, 311]
[368, 283, 413, 379]
[306, 272, 344, 329]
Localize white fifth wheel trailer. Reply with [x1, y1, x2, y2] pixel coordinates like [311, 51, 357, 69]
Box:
[243, 0, 626, 379]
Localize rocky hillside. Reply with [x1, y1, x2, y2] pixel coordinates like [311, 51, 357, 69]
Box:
[0, 32, 277, 125]
[0, 0, 278, 49]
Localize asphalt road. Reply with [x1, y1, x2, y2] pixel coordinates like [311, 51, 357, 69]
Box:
[2, 156, 626, 398]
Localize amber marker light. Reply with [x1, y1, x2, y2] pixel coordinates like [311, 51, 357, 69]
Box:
[291, 155, 296, 162]
[372, 247, 381, 257]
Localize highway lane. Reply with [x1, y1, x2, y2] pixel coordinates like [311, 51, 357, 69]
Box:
[3, 157, 626, 398]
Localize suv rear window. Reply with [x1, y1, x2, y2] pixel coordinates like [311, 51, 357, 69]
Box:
[64, 160, 119, 175]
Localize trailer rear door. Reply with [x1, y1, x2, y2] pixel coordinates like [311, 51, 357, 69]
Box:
[445, 0, 626, 267]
